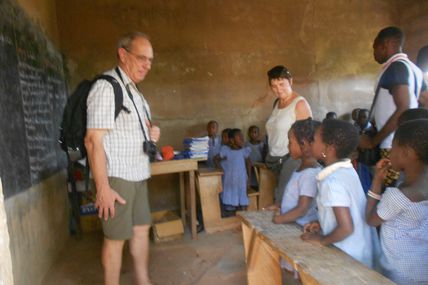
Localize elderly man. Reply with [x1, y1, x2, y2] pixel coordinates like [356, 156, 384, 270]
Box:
[85, 32, 160, 285]
[360, 26, 425, 186]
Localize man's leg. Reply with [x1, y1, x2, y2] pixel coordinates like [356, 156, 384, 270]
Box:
[102, 238, 125, 285]
[129, 225, 151, 285]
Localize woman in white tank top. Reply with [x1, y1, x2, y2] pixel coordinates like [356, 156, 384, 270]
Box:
[265, 65, 312, 205]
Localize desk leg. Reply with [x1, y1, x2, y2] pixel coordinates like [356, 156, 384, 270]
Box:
[189, 170, 197, 239]
[179, 172, 186, 227]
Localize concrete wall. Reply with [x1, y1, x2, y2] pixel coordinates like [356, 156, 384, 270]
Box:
[2, 1, 68, 285]
[5, 172, 69, 285]
[15, 0, 60, 46]
[397, 0, 428, 61]
[55, 0, 403, 211]
[56, 0, 399, 147]
[0, 180, 14, 285]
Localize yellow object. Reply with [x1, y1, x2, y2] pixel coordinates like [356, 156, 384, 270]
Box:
[80, 214, 101, 233]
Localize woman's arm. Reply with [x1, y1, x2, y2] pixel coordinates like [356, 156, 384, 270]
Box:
[272, 196, 313, 224]
[295, 98, 312, 120]
[301, 207, 353, 246]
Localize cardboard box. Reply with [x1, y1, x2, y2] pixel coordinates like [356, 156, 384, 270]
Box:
[151, 210, 184, 243]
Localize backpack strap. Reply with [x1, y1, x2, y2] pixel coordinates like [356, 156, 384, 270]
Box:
[95, 74, 129, 119]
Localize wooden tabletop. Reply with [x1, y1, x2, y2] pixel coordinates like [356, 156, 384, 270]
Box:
[197, 167, 223, 176]
[238, 211, 395, 285]
[150, 159, 198, 176]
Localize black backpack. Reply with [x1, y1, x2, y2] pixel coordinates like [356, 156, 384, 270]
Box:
[59, 74, 126, 162]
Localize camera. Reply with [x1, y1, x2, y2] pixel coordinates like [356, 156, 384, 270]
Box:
[143, 140, 158, 162]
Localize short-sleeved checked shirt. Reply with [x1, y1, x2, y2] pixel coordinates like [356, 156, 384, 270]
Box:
[377, 187, 428, 284]
[87, 67, 151, 181]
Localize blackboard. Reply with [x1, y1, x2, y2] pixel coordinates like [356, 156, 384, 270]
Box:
[0, 0, 68, 198]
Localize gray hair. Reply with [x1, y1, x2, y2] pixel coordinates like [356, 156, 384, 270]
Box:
[117, 31, 150, 51]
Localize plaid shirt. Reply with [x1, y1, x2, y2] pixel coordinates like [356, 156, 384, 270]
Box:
[87, 67, 151, 181]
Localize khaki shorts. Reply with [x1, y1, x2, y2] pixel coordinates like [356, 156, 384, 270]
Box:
[92, 177, 152, 240]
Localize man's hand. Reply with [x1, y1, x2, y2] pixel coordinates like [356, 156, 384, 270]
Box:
[146, 120, 160, 142]
[96, 186, 126, 221]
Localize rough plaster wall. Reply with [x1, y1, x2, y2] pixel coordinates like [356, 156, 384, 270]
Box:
[397, 0, 428, 61]
[15, 0, 60, 46]
[55, 0, 402, 211]
[56, 0, 399, 146]
[0, 180, 14, 285]
[5, 171, 69, 285]
[1, 2, 69, 285]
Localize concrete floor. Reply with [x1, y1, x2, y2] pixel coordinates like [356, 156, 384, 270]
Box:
[41, 228, 247, 285]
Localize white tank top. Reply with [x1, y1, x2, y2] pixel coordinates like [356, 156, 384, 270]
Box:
[265, 96, 305, 157]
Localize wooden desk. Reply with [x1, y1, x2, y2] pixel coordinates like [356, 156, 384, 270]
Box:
[253, 163, 276, 209]
[196, 168, 240, 233]
[238, 211, 394, 285]
[151, 159, 198, 239]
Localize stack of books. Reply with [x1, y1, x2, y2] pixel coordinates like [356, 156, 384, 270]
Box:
[182, 136, 209, 159]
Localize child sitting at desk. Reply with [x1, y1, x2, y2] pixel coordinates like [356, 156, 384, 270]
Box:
[245, 125, 265, 189]
[301, 119, 379, 269]
[366, 119, 428, 285]
[216, 128, 251, 216]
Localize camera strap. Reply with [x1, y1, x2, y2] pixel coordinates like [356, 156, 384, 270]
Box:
[114, 67, 150, 142]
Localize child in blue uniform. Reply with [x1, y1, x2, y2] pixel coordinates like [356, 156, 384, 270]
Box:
[272, 118, 321, 227]
[302, 119, 379, 269]
[245, 125, 265, 189]
[206, 120, 221, 168]
[366, 119, 428, 285]
[272, 118, 321, 280]
[218, 128, 251, 214]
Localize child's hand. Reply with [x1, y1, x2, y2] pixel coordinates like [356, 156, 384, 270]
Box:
[272, 213, 283, 224]
[262, 204, 279, 211]
[303, 221, 321, 234]
[374, 158, 391, 181]
[300, 232, 323, 246]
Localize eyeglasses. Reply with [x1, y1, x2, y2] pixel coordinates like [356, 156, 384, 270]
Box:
[125, 49, 153, 64]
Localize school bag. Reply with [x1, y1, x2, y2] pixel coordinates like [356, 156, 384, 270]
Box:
[59, 73, 126, 162]
[59, 72, 128, 235]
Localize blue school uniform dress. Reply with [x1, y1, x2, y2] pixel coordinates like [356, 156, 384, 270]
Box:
[245, 141, 264, 188]
[316, 159, 380, 269]
[377, 187, 428, 285]
[220, 146, 251, 207]
[280, 167, 321, 226]
[207, 135, 221, 168]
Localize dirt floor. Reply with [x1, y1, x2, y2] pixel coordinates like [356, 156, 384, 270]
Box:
[41, 228, 247, 285]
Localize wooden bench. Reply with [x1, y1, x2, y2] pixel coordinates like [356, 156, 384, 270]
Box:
[238, 211, 394, 285]
[253, 163, 276, 209]
[196, 168, 240, 233]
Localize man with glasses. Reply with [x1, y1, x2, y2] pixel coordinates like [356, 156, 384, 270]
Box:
[85, 32, 160, 285]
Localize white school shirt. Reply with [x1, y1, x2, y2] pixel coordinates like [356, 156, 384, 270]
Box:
[265, 96, 306, 157]
[280, 167, 320, 226]
[86, 67, 151, 181]
[316, 159, 379, 268]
